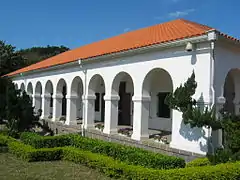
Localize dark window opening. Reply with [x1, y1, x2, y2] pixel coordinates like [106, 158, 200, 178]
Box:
[50, 93, 53, 107]
[95, 93, 100, 112]
[157, 92, 170, 118]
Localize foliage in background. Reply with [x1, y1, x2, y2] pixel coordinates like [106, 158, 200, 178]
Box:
[0, 41, 26, 76]
[0, 40, 69, 76]
[18, 45, 69, 66]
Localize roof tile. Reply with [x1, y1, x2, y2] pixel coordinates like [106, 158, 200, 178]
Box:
[6, 18, 238, 77]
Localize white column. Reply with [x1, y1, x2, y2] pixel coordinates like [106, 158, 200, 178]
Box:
[83, 94, 96, 129]
[52, 94, 63, 120]
[103, 94, 120, 134]
[66, 95, 78, 125]
[40, 94, 51, 119]
[131, 96, 151, 141]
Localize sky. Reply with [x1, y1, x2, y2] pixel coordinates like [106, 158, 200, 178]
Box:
[0, 0, 239, 50]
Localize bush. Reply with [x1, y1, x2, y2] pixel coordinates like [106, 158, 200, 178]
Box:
[20, 132, 72, 148]
[186, 157, 211, 167]
[0, 134, 16, 146]
[20, 132, 185, 169]
[207, 148, 233, 165]
[8, 139, 63, 162]
[3, 134, 240, 179]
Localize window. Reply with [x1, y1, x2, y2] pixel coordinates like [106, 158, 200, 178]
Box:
[95, 93, 100, 112]
[50, 93, 53, 107]
[157, 92, 170, 118]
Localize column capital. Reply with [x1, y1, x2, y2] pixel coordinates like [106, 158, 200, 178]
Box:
[83, 94, 96, 100]
[41, 94, 51, 98]
[66, 95, 78, 99]
[32, 94, 41, 98]
[53, 94, 63, 99]
[104, 94, 120, 101]
[132, 95, 151, 102]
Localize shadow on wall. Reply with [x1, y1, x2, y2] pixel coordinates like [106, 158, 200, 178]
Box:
[179, 93, 209, 153]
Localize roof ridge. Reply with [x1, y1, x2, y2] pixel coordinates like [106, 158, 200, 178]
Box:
[177, 18, 215, 31]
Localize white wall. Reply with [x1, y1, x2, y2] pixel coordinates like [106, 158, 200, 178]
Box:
[212, 40, 240, 147]
[12, 42, 212, 155]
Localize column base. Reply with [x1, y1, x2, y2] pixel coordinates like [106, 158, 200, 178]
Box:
[131, 133, 149, 141]
[103, 128, 118, 135]
[83, 124, 95, 129]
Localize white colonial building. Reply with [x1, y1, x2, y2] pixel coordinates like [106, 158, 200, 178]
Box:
[7, 19, 240, 155]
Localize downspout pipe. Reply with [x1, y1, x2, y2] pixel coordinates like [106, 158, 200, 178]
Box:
[78, 59, 87, 137]
[208, 30, 218, 153]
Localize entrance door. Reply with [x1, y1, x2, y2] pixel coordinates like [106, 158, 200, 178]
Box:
[118, 81, 131, 125]
[121, 93, 131, 125]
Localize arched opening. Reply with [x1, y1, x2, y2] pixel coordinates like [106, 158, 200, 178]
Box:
[20, 83, 25, 92]
[27, 82, 33, 103]
[44, 80, 54, 118]
[14, 83, 18, 90]
[34, 81, 42, 113]
[111, 72, 134, 127]
[142, 68, 173, 140]
[88, 74, 105, 123]
[56, 79, 67, 118]
[69, 76, 84, 124]
[223, 70, 236, 114]
[27, 82, 33, 95]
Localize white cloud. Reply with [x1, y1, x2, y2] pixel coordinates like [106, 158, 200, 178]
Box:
[123, 28, 130, 32]
[168, 9, 195, 18]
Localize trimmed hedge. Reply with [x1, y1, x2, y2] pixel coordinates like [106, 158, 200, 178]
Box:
[5, 137, 240, 179]
[20, 132, 72, 148]
[8, 140, 63, 162]
[1, 134, 240, 179]
[186, 157, 211, 167]
[20, 132, 185, 169]
[0, 134, 16, 146]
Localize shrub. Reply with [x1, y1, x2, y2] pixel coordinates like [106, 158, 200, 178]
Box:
[3, 134, 240, 179]
[0, 134, 16, 146]
[8, 139, 63, 162]
[20, 132, 72, 148]
[186, 157, 211, 167]
[8, 141, 34, 160]
[20, 132, 185, 169]
[207, 148, 233, 165]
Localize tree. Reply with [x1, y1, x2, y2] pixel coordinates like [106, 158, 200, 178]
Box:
[0, 40, 69, 76]
[18, 45, 69, 66]
[165, 71, 240, 164]
[0, 77, 37, 137]
[165, 71, 221, 130]
[0, 41, 26, 76]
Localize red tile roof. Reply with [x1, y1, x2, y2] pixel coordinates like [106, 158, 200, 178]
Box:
[5, 19, 239, 77]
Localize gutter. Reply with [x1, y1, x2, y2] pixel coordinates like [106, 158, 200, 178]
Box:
[207, 30, 218, 108]
[10, 34, 209, 79]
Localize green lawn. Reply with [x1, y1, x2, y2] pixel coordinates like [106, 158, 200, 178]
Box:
[0, 153, 111, 180]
